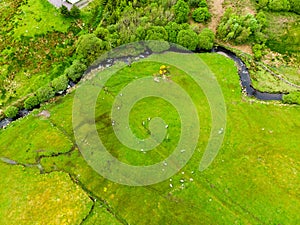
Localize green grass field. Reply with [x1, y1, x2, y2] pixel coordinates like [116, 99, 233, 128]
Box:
[0, 52, 299, 224]
[12, 0, 72, 38]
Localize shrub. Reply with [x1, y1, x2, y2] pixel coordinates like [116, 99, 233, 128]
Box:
[268, 0, 290, 12]
[36, 86, 55, 103]
[192, 7, 211, 23]
[165, 22, 183, 43]
[60, 5, 70, 17]
[76, 34, 106, 65]
[252, 44, 265, 60]
[188, 0, 200, 7]
[145, 26, 168, 41]
[65, 61, 87, 82]
[24, 96, 39, 110]
[283, 92, 300, 105]
[173, 0, 190, 23]
[177, 29, 198, 51]
[70, 6, 80, 18]
[289, 0, 300, 14]
[198, 28, 215, 50]
[198, 0, 208, 7]
[51, 75, 69, 92]
[5, 106, 19, 118]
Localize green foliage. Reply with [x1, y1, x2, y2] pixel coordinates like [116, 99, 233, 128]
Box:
[198, 28, 215, 50]
[60, 5, 70, 17]
[188, 0, 201, 7]
[145, 26, 168, 41]
[252, 44, 265, 60]
[76, 34, 106, 65]
[217, 9, 266, 44]
[268, 0, 290, 11]
[24, 96, 39, 110]
[198, 0, 208, 7]
[70, 5, 81, 18]
[4, 106, 19, 118]
[256, 11, 267, 27]
[51, 75, 69, 93]
[165, 22, 183, 43]
[94, 26, 110, 40]
[192, 7, 211, 23]
[177, 29, 198, 50]
[258, 0, 269, 9]
[65, 60, 87, 82]
[36, 85, 54, 103]
[289, 0, 300, 14]
[283, 91, 300, 104]
[173, 0, 190, 23]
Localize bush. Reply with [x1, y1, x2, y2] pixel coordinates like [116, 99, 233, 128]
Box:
[65, 60, 87, 82]
[177, 29, 198, 51]
[173, 0, 190, 23]
[24, 96, 39, 110]
[60, 5, 70, 17]
[192, 7, 211, 23]
[198, 0, 208, 7]
[70, 6, 80, 18]
[165, 22, 183, 43]
[290, 0, 300, 14]
[198, 28, 215, 50]
[268, 0, 290, 12]
[76, 34, 106, 65]
[283, 92, 300, 105]
[145, 26, 168, 41]
[51, 75, 69, 93]
[5, 106, 19, 118]
[188, 0, 200, 7]
[252, 44, 265, 60]
[36, 86, 55, 103]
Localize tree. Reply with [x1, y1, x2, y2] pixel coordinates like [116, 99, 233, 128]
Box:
[4, 106, 18, 118]
[94, 27, 110, 40]
[76, 34, 105, 65]
[24, 96, 39, 110]
[145, 26, 168, 41]
[257, 0, 269, 9]
[198, 28, 215, 50]
[192, 7, 211, 23]
[70, 6, 81, 18]
[252, 44, 264, 60]
[268, 0, 290, 11]
[289, 0, 300, 14]
[51, 75, 69, 92]
[165, 22, 183, 43]
[177, 29, 198, 51]
[36, 86, 55, 103]
[173, 0, 190, 23]
[65, 60, 87, 82]
[60, 5, 70, 17]
[188, 0, 200, 7]
[198, 0, 208, 8]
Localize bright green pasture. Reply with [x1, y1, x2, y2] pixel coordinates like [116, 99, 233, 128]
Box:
[12, 0, 72, 38]
[0, 164, 92, 225]
[0, 53, 299, 224]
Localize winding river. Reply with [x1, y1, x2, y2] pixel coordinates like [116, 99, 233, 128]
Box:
[0, 46, 284, 129]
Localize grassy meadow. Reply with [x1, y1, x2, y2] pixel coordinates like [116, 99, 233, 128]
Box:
[0, 52, 299, 224]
